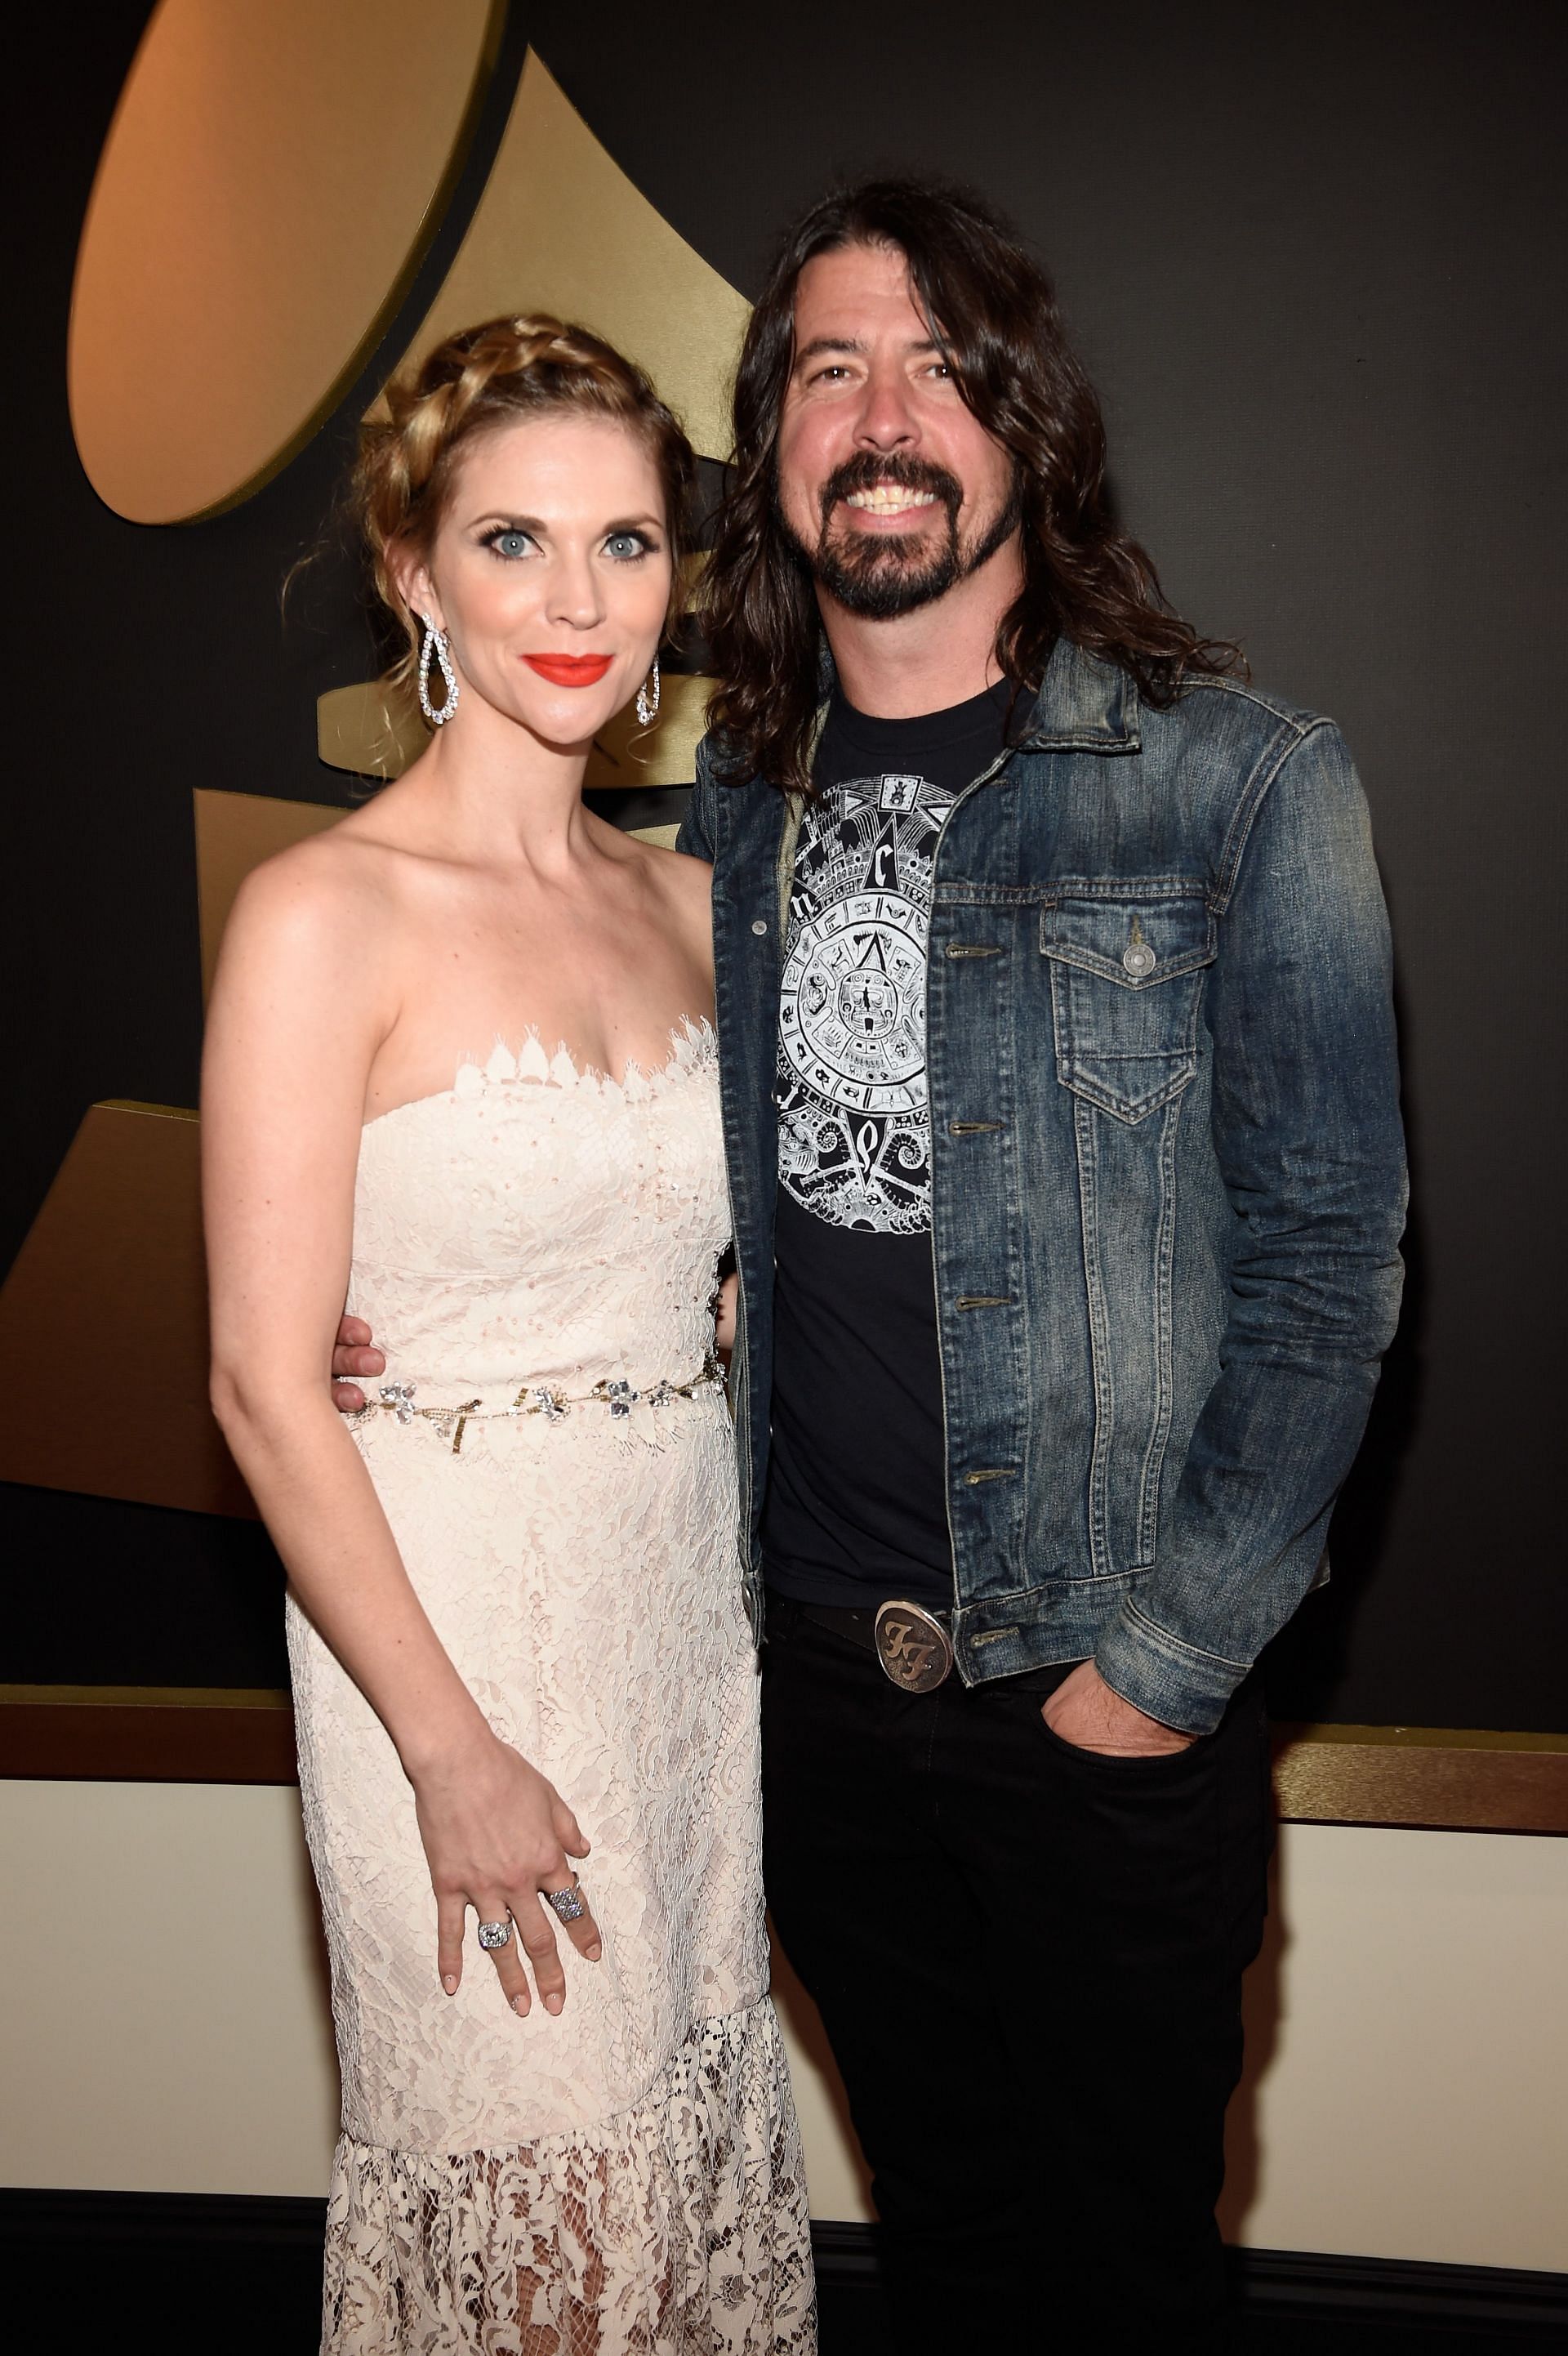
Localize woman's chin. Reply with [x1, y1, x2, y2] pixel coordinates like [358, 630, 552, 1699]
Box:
[484, 687, 621, 755]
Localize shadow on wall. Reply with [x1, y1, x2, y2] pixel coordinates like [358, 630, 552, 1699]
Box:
[1218, 1841, 1290, 2244]
[1259, 957, 1428, 1724]
[295, 1816, 340, 2130]
[767, 1929, 875, 2223]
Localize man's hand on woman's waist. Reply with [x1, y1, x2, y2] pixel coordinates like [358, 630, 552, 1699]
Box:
[330, 1314, 385, 1413]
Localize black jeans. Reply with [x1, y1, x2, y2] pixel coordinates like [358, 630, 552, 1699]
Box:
[760, 1596, 1273, 2354]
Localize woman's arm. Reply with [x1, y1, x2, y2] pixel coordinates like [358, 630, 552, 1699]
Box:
[202, 848, 600, 2013]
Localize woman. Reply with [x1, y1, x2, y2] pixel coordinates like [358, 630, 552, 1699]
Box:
[203, 317, 814, 2353]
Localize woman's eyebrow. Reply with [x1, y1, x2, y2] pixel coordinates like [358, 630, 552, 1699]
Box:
[463, 511, 664, 533]
[465, 511, 547, 532]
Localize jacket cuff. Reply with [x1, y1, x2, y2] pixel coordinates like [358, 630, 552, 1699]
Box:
[1092, 1597, 1252, 1736]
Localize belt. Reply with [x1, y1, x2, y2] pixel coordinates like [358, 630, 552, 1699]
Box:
[348, 1355, 724, 1453]
[799, 1598, 956, 1693]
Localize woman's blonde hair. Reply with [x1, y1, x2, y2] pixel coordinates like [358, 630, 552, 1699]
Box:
[354, 314, 697, 704]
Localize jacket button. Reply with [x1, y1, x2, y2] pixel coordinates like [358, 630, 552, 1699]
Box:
[1122, 942, 1156, 977]
[751, 918, 768, 936]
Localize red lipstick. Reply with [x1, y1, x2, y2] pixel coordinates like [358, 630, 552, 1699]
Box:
[523, 654, 613, 687]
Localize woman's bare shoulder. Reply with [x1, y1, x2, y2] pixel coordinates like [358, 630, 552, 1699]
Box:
[220, 812, 407, 984]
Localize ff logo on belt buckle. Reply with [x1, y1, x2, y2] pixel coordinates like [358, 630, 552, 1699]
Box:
[874, 1600, 955, 1693]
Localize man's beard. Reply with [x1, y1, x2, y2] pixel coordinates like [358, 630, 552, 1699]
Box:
[777, 450, 1021, 620]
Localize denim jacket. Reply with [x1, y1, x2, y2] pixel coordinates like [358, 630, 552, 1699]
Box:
[677, 639, 1406, 1733]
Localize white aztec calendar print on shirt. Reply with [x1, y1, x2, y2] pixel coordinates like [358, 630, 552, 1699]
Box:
[777, 770, 956, 1234]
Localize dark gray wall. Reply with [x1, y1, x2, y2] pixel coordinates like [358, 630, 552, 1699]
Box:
[5, 2, 1564, 1728]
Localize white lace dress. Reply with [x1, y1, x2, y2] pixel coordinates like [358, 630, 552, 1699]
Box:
[286, 1023, 814, 2354]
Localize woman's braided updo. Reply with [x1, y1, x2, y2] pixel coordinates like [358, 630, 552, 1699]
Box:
[354, 315, 697, 703]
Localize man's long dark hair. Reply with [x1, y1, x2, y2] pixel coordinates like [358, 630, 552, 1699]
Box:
[702, 176, 1242, 794]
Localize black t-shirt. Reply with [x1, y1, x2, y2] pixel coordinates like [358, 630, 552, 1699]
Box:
[761, 680, 1013, 1609]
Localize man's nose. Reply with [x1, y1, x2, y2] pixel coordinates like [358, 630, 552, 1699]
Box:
[853, 366, 919, 452]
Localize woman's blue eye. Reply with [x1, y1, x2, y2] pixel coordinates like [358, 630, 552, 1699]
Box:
[488, 529, 532, 559]
[605, 532, 650, 560]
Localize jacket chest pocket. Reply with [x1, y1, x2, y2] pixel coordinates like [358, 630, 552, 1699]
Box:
[1040, 889, 1217, 1123]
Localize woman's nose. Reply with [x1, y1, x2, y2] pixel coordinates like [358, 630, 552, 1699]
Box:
[546, 554, 605, 628]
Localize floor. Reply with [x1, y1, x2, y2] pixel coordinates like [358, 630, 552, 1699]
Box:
[7, 2230, 1552, 2351]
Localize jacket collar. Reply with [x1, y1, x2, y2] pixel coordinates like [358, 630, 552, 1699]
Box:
[810, 631, 1140, 755]
[1013, 637, 1141, 753]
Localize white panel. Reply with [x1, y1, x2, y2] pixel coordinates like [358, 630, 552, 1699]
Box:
[1221, 1823, 1568, 2268]
[0, 1781, 338, 2195]
[3, 1785, 1565, 2272]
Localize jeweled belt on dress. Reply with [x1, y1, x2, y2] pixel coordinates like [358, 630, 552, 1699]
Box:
[348, 1354, 725, 1454]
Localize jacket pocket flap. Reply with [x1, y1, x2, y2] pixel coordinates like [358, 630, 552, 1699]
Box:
[1040, 892, 1215, 988]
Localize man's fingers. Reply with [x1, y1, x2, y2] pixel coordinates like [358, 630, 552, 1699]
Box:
[436, 1894, 466, 1995]
[329, 1342, 385, 1416]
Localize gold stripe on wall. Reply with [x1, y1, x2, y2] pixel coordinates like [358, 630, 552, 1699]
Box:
[4, 1693, 1565, 1831]
[0, 1688, 293, 1784]
[1272, 1723, 1568, 1835]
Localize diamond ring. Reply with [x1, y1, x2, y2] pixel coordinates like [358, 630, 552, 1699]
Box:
[543, 1879, 586, 1924]
[476, 1917, 512, 1950]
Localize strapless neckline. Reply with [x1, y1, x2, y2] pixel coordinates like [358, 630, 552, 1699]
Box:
[362, 1015, 715, 1135]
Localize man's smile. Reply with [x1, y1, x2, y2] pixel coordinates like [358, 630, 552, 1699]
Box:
[843, 483, 940, 517]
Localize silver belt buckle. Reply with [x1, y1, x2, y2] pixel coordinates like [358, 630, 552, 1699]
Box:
[874, 1600, 955, 1693]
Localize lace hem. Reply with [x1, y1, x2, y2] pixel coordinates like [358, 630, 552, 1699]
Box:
[320, 2000, 816, 2354]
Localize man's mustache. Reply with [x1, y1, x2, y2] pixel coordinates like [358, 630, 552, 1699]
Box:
[817, 453, 964, 529]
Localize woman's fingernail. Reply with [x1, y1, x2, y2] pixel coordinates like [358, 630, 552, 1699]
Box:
[443, 1974, 457, 1995]
[511, 1994, 528, 2016]
[585, 1943, 602, 1962]
[545, 1992, 564, 2015]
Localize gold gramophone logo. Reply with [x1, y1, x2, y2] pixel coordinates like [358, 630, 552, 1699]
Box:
[1, 1, 748, 1522]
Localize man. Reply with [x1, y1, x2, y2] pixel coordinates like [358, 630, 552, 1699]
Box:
[336, 179, 1405, 2349]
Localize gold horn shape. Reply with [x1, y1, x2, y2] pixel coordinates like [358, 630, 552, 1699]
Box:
[69, 0, 507, 524]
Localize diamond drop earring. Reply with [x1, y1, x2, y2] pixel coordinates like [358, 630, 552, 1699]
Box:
[635, 656, 661, 727]
[418, 613, 459, 725]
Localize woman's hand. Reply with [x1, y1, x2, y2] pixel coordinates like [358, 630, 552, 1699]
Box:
[411, 1728, 602, 2016]
[714, 1269, 739, 1359]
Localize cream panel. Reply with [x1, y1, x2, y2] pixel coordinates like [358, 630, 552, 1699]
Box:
[1219, 1823, 1568, 2267]
[3, 1787, 1564, 2270]
[0, 1781, 338, 2196]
